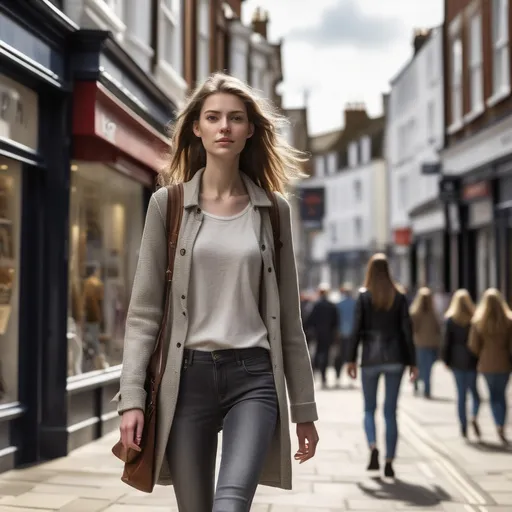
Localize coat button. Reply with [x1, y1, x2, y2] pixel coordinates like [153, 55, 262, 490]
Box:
[268, 267, 272, 273]
[182, 311, 186, 316]
[261, 244, 266, 251]
[181, 295, 186, 300]
[180, 249, 186, 256]
[196, 207, 201, 214]
[177, 342, 182, 348]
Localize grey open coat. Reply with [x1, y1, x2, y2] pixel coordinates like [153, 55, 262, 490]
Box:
[114, 168, 318, 490]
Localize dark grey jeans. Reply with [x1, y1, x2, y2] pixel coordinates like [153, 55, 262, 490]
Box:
[166, 347, 278, 512]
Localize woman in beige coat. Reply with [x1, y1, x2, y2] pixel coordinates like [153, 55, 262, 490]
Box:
[410, 287, 442, 398]
[469, 289, 512, 444]
[116, 72, 319, 511]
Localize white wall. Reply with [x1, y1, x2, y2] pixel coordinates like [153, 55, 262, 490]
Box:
[323, 160, 385, 253]
[387, 27, 444, 229]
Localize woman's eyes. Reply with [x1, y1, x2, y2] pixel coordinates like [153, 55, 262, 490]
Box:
[205, 115, 244, 122]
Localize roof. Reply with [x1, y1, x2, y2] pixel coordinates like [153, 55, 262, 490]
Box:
[310, 129, 342, 154]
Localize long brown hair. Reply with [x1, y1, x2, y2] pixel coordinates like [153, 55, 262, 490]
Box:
[157, 72, 307, 192]
[363, 253, 400, 310]
[472, 288, 512, 337]
[444, 289, 475, 327]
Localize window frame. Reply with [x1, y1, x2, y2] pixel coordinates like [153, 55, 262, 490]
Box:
[468, 10, 484, 113]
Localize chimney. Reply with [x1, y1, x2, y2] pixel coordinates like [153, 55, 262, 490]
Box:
[343, 102, 369, 133]
[252, 7, 269, 39]
[413, 28, 431, 55]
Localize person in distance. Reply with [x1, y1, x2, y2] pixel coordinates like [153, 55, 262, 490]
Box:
[346, 253, 418, 479]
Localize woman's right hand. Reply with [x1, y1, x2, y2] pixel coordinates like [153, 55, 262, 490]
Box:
[120, 409, 145, 452]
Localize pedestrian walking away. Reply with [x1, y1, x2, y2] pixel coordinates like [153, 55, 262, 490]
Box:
[346, 253, 418, 479]
[468, 288, 512, 445]
[441, 289, 481, 440]
[304, 283, 339, 389]
[334, 282, 357, 386]
[113, 72, 319, 512]
[410, 287, 442, 399]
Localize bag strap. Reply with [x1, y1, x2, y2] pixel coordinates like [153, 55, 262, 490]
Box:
[267, 192, 282, 285]
[149, 184, 184, 392]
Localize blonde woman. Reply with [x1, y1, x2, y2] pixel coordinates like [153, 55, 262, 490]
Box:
[409, 288, 442, 399]
[469, 289, 512, 444]
[441, 290, 480, 439]
[116, 73, 319, 510]
[346, 254, 418, 478]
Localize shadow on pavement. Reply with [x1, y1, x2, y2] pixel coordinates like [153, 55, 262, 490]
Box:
[467, 441, 512, 453]
[357, 476, 452, 507]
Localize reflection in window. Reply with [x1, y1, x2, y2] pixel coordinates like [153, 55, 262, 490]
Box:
[67, 165, 144, 377]
[0, 162, 21, 405]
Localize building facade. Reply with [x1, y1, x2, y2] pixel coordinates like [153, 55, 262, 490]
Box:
[300, 104, 387, 291]
[387, 27, 445, 291]
[441, 0, 511, 301]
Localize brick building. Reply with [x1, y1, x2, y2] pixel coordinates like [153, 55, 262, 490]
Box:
[441, 0, 511, 300]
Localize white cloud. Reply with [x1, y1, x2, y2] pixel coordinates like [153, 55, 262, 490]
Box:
[242, 0, 443, 135]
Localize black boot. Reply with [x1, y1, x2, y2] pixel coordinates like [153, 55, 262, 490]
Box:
[367, 447, 379, 470]
[384, 461, 395, 478]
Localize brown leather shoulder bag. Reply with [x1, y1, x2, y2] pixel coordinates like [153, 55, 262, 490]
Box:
[111, 183, 183, 493]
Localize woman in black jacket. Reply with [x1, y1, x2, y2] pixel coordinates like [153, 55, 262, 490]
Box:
[347, 254, 418, 478]
[441, 289, 481, 440]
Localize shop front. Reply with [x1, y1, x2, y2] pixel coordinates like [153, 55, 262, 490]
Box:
[0, 2, 75, 470]
[495, 170, 512, 304]
[62, 31, 174, 454]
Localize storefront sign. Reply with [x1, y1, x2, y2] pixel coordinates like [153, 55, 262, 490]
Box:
[462, 181, 490, 202]
[0, 74, 39, 150]
[73, 82, 169, 175]
[299, 187, 325, 224]
[394, 228, 411, 246]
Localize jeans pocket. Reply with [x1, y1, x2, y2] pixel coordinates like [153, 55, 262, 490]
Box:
[242, 355, 273, 376]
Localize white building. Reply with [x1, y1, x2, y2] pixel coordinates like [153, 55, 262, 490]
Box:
[387, 27, 445, 289]
[324, 131, 388, 288]
[62, 0, 188, 106]
[301, 105, 388, 290]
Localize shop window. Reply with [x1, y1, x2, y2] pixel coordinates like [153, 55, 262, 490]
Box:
[0, 160, 21, 405]
[67, 164, 144, 377]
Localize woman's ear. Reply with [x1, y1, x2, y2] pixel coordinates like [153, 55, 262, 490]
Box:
[247, 122, 255, 139]
[193, 120, 201, 138]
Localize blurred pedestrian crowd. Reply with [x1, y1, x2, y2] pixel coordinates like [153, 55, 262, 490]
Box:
[300, 254, 511, 477]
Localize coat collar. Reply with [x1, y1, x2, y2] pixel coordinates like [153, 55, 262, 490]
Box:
[183, 167, 272, 209]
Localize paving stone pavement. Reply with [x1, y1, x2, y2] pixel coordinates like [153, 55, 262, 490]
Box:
[0, 362, 510, 511]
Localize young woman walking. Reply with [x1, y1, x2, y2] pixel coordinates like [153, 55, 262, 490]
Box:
[346, 254, 418, 478]
[469, 288, 512, 444]
[115, 72, 319, 511]
[441, 289, 481, 439]
[410, 287, 442, 399]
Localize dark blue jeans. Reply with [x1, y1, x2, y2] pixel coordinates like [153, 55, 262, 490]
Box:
[452, 369, 480, 430]
[361, 364, 404, 460]
[416, 347, 438, 396]
[166, 347, 278, 512]
[483, 373, 510, 427]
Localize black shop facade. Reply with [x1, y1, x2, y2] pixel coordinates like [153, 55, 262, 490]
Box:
[0, 2, 175, 474]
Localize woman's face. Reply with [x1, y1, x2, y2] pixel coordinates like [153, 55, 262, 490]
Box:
[193, 93, 254, 160]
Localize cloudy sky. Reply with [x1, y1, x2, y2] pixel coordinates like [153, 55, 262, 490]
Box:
[242, 0, 443, 135]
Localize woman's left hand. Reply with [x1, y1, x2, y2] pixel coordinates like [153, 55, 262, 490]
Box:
[294, 422, 319, 464]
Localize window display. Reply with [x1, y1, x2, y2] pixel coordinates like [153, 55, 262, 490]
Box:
[0, 159, 21, 404]
[67, 163, 144, 377]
